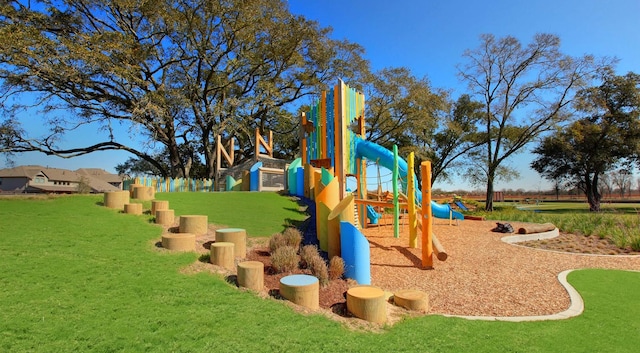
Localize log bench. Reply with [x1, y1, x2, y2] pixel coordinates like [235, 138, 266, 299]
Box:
[279, 274, 319, 310]
[104, 191, 130, 209]
[215, 228, 247, 258]
[132, 185, 154, 201]
[124, 203, 143, 215]
[346, 285, 387, 323]
[237, 261, 264, 291]
[210, 242, 235, 270]
[155, 209, 175, 226]
[393, 289, 429, 312]
[179, 215, 208, 235]
[161, 233, 196, 251]
[151, 200, 169, 216]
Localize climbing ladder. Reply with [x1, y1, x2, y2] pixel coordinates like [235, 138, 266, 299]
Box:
[353, 204, 361, 229]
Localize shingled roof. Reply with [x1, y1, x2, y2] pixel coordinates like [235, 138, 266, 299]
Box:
[0, 165, 122, 193]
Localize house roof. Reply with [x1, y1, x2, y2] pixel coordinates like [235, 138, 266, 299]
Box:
[40, 168, 81, 182]
[0, 165, 42, 178]
[75, 168, 124, 183]
[0, 165, 122, 192]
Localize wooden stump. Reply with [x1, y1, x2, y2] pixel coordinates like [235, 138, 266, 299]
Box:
[124, 203, 143, 215]
[215, 228, 247, 258]
[155, 209, 175, 226]
[104, 191, 130, 209]
[132, 185, 154, 201]
[179, 215, 208, 236]
[161, 233, 196, 251]
[346, 285, 387, 323]
[393, 289, 429, 312]
[128, 183, 143, 198]
[237, 261, 264, 291]
[151, 200, 169, 216]
[210, 242, 235, 270]
[279, 274, 319, 310]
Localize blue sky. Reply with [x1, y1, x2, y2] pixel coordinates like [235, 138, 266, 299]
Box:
[287, 0, 640, 192]
[4, 0, 639, 192]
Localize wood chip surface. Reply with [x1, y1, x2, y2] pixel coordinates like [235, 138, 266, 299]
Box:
[361, 218, 640, 317]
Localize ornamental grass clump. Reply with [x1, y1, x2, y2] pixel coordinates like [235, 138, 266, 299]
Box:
[268, 232, 287, 253]
[270, 246, 298, 274]
[308, 255, 329, 287]
[282, 227, 302, 250]
[328, 256, 345, 280]
[299, 244, 320, 269]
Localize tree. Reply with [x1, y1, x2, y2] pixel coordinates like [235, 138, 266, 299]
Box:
[531, 70, 640, 211]
[458, 33, 600, 211]
[361, 67, 484, 187]
[424, 94, 485, 186]
[611, 169, 632, 198]
[0, 0, 364, 180]
[116, 144, 207, 178]
[363, 67, 441, 150]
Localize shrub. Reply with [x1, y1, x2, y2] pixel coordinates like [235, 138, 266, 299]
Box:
[308, 255, 329, 287]
[299, 245, 319, 269]
[630, 235, 640, 252]
[270, 246, 298, 273]
[328, 256, 345, 280]
[268, 233, 287, 253]
[282, 227, 302, 250]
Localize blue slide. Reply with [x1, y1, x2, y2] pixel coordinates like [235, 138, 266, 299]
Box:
[455, 201, 469, 211]
[354, 137, 464, 220]
[366, 205, 381, 225]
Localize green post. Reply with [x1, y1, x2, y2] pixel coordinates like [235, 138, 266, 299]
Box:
[393, 145, 399, 238]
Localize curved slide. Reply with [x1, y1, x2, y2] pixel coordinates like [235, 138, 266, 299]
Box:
[366, 205, 381, 224]
[354, 137, 464, 220]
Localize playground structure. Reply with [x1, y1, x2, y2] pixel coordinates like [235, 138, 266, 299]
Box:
[215, 128, 288, 192]
[286, 80, 460, 284]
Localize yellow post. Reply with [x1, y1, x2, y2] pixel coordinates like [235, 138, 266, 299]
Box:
[407, 152, 418, 248]
[421, 161, 433, 268]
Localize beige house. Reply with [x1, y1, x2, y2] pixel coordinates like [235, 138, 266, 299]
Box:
[0, 166, 123, 194]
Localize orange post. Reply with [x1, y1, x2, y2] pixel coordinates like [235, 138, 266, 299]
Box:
[421, 161, 433, 268]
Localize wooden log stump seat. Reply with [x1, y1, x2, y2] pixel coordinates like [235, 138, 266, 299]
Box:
[393, 289, 429, 312]
[155, 209, 175, 226]
[279, 274, 319, 310]
[518, 222, 556, 234]
[346, 285, 387, 323]
[104, 191, 130, 209]
[124, 203, 143, 215]
[151, 200, 169, 216]
[215, 228, 247, 258]
[210, 242, 235, 270]
[161, 233, 196, 251]
[179, 215, 208, 236]
[132, 185, 154, 201]
[237, 261, 264, 291]
[128, 183, 143, 198]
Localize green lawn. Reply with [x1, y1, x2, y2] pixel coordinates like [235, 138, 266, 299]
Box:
[472, 202, 640, 250]
[153, 191, 309, 236]
[1, 194, 639, 352]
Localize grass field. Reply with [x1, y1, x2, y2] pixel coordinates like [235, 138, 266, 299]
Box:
[1, 194, 639, 352]
[471, 201, 640, 250]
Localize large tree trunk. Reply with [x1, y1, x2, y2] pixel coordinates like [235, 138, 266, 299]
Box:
[583, 175, 601, 212]
[166, 136, 185, 178]
[485, 176, 495, 211]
